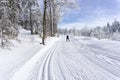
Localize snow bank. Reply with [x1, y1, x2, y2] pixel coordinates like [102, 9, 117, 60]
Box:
[0, 29, 59, 80]
[10, 38, 59, 80]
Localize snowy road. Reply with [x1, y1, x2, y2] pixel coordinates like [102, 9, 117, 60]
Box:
[8, 36, 120, 80]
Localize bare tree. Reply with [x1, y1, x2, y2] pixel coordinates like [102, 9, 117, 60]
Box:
[42, 0, 47, 45]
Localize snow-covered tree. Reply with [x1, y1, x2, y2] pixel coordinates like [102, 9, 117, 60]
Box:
[0, 0, 19, 47]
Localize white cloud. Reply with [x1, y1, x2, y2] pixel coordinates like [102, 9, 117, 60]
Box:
[59, 0, 120, 29]
[59, 14, 120, 29]
[58, 22, 86, 29]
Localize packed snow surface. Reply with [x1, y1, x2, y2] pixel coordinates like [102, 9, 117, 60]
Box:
[0, 35, 120, 80]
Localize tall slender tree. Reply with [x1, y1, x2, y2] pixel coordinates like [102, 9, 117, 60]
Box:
[42, 0, 47, 45]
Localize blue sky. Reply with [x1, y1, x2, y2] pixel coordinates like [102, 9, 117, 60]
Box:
[59, 0, 120, 29]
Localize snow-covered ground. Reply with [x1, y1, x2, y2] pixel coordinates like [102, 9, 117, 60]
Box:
[0, 29, 58, 80]
[0, 34, 120, 80]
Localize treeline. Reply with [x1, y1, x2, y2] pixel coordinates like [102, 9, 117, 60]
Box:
[59, 20, 120, 41]
[0, 0, 76, 47]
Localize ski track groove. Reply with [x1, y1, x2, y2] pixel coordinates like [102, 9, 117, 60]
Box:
[71, 37, 120, 62]
[38, 44, 58, 80]
[63, 54, 89, 80]
[70, 37, 120, 78]
[63, 44, 99, 80]
[63, 41, 90, 80]
[57, 52, 67, 80]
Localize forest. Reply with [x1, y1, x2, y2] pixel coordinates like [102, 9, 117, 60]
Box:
[59, 20, 120, 41]
[1, 0, 120, 47]
[0, 0, 76, 47]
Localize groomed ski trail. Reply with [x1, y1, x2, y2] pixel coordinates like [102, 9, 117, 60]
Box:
[10, 36, 120, 80]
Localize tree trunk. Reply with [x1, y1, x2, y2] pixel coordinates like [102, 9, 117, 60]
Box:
[30, 3, 34, 34]
[42, 0, 47, 45]
[1, 28, 4, 48]
[52, 7, 57, 36]
[49, 0, 53, 37]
